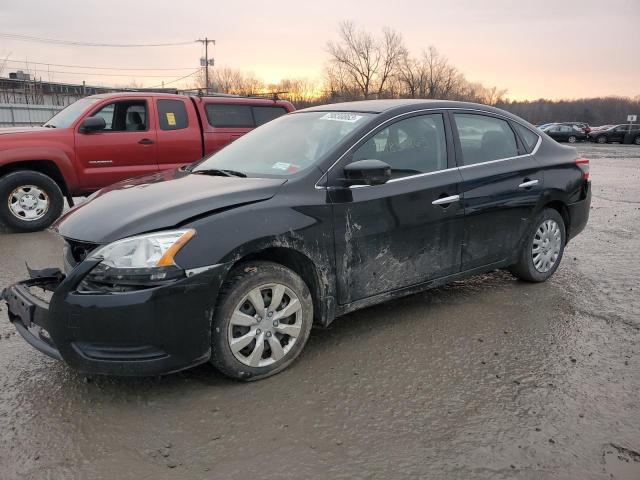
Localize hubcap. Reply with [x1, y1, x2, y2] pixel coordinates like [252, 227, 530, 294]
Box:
[8, 185, 49, 221]
[532, 219, 562, 273]
[227, 283, 303, 367]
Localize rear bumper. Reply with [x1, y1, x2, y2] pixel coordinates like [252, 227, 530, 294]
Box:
[3, 261, 230, 376]
[567, 183, 591, 241]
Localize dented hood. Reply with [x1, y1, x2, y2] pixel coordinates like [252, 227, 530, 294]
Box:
[55, 168, 286, 243]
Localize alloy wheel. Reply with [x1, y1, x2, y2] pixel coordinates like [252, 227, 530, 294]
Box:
[532, 219, 562, 273]
[227, 283, 303, 367]
[8, 185, 50, 221]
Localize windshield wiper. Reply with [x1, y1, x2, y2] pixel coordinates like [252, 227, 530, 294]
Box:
[43, 124, 56, 128]
[192, 168, 247, 178]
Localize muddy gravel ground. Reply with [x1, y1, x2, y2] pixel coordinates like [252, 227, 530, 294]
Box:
[0, 144, 639, 480]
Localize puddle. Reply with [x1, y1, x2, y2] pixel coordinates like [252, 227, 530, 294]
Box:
[603, 444, 640, 480]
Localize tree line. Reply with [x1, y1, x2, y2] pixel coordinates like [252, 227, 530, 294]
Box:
[195, 21, 639, 126]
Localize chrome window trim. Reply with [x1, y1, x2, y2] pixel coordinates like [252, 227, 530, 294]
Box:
[347, 167, 459, 189]
[314, 107, 542, 189]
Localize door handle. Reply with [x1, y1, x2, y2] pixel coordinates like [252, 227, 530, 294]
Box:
[432, 194, 460, 206]
[138, 138, 154, 145]
[518, 179, 539, 189]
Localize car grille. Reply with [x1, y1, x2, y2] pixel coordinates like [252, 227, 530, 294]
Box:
[64, 239, 100, 268]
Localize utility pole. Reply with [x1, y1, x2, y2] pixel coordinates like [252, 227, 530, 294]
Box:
[196, 38, 215, 93]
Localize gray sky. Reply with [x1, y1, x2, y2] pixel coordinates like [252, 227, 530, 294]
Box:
[1, 0, 639, 99]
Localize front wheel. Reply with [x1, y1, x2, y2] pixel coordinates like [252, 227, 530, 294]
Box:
[596, 135, 607, 144]
[509, 208, 566, 282]
[567, 135, 577, 143]
[210, 261, 313, 381]
[634, 135, 640, 145]
[0, 171, 64, 232]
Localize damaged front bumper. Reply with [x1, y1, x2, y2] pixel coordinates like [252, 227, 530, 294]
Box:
[2, 261, 229, 376]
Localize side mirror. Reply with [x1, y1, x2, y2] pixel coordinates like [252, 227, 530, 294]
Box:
[344, 159, 391, 186]
[79, 116, 106, 133]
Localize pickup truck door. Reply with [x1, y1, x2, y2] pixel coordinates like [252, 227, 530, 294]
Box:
[154, 98, 203, 170]
[74, 99, 158, 190]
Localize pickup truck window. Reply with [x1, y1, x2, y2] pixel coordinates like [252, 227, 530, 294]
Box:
[91, 101, 148, 132]
[253, 106, 288, 126]
[44, 98, 99, 129]
[206, 104, 253, 128]
[193, 111, 373, 178]
[157, 99, 188, 130]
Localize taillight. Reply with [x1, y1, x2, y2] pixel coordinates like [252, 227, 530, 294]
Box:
[576, 158, 589, 181]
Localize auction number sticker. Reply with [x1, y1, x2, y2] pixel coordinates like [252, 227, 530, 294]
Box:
[319, 112, 363, 123]
[166, 112, 177, 126]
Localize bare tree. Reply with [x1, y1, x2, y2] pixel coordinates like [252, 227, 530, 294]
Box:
[327, 21, 405, 99]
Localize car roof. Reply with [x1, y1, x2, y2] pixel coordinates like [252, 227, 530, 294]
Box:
[297, 99, 530, 123]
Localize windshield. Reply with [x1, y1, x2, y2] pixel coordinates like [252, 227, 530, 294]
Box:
[44, 98, 100, 128]
[192, 111, 373, 177]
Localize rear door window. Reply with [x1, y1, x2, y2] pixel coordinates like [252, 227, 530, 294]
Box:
[253, 106, 288, 126]
[157, 99, 188, 130]
[512, 123, 539, 153]
[453, 113, 518, 166]
[205, 104, 254, 128]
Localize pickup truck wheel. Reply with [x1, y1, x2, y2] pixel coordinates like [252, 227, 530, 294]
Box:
[0, 171, 64, 232]
[210, 261, 313, 381]
[509, 208, 566, 282]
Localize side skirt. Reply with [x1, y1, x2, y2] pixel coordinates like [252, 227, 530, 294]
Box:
[332, 259, 512, 320]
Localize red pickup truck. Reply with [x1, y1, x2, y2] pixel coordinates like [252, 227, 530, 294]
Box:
[0, 92, 295, 232]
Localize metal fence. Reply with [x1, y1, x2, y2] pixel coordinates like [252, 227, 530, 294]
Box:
[0, 103, 63, 127]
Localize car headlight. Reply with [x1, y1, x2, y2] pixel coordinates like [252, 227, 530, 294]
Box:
[81, 229, 196, 291]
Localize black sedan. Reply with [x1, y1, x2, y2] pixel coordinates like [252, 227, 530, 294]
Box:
[2, 100, 591, 381]
[589, 124, 640, 145]
[542, 123, 588, 143]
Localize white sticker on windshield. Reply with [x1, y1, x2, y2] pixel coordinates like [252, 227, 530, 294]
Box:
[319, 112, 364, 123]
[272, 162, 300, 173]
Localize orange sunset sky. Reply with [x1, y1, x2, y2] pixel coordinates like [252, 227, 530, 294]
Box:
[1, 0, 639, 100]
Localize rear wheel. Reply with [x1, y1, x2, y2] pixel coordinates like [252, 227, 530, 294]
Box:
[596, 135, 607, 144]
[509, 208, 566, 282]
[567, 135, 577, 143]
[0, 171, 64, 232]
[210, 261, 313, 381]
[634, 135, 640, 145]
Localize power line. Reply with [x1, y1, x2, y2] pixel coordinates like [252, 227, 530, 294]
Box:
[5, 59, 194, 71]
[148, 69, 201, 88]
[0, 33, 194, 48]
[23, 69, 194, 78]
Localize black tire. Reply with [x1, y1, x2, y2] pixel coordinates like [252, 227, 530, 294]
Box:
[0, 171, 64, 233]
[567, 135, 577, 143]
[634, 136, 640, 146]
[210, 261, 313, 381]
[509, 208, 566, 283]
[596, 135, 607, 144]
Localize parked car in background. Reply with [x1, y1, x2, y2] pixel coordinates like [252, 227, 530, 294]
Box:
[542, 123, 588, 143]
[589, 124, 640, 144]
[537, 123, 556, 130]
[561, 122, 591, 134]
[2, 99, 591, 381]
[0, 93, 294, 232]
